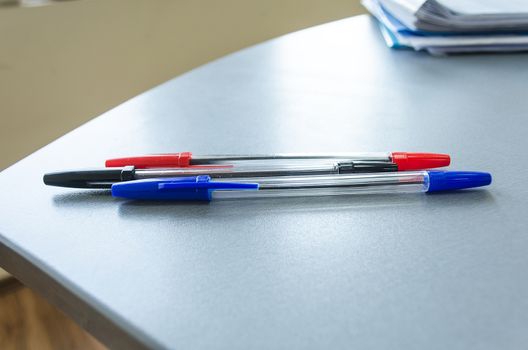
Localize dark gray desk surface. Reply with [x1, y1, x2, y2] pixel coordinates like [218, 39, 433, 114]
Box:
[1, 15, 527, 350]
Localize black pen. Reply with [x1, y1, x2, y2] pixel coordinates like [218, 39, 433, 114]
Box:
[44, 161, 398, 189]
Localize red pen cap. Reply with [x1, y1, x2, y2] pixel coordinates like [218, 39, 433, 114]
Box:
[105, 152, 193, 168]
[391, 152, 450, 170]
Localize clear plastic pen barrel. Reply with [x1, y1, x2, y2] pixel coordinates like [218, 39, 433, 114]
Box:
[211, 171, 429, 199]
[134, 162, 342, 179]
[190, 152, 391, 165]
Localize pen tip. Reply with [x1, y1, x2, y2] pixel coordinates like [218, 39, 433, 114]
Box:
[427, 171, 491, 192]
[391, 152, 450, 170]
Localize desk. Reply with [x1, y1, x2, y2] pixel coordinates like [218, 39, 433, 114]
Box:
[1, 15, 527, 350]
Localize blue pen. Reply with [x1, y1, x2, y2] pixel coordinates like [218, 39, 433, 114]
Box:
[111, 171, 492, 201]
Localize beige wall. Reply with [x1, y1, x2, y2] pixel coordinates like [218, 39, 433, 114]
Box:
[0, 0, 364, 170]
[0, 0, 365, 280]
[0, 269, 9, 280]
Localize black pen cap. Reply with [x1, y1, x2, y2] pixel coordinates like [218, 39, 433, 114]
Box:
[43, 166, 135, 189]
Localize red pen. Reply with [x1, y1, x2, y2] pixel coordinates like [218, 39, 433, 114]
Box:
[105, 152, 450, 170]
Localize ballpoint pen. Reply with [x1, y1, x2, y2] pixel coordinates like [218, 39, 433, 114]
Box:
[44, 161, 400, 189]
[110, 171, 492, 201]
[105, 151, 450, 170]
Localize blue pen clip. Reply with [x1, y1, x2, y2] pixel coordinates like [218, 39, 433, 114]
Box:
[111, 175, 259, 201]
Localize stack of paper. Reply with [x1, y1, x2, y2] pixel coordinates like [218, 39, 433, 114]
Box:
[362, 0, 528, 54]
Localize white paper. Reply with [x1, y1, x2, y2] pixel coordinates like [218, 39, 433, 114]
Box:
[438, 0, 528, 15]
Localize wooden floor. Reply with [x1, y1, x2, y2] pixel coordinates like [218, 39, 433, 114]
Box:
[0, 279, 106, 350]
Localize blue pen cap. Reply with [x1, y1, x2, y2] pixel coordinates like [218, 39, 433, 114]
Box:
[427, 171, 492, 192]
[111, 175, 259, 201]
